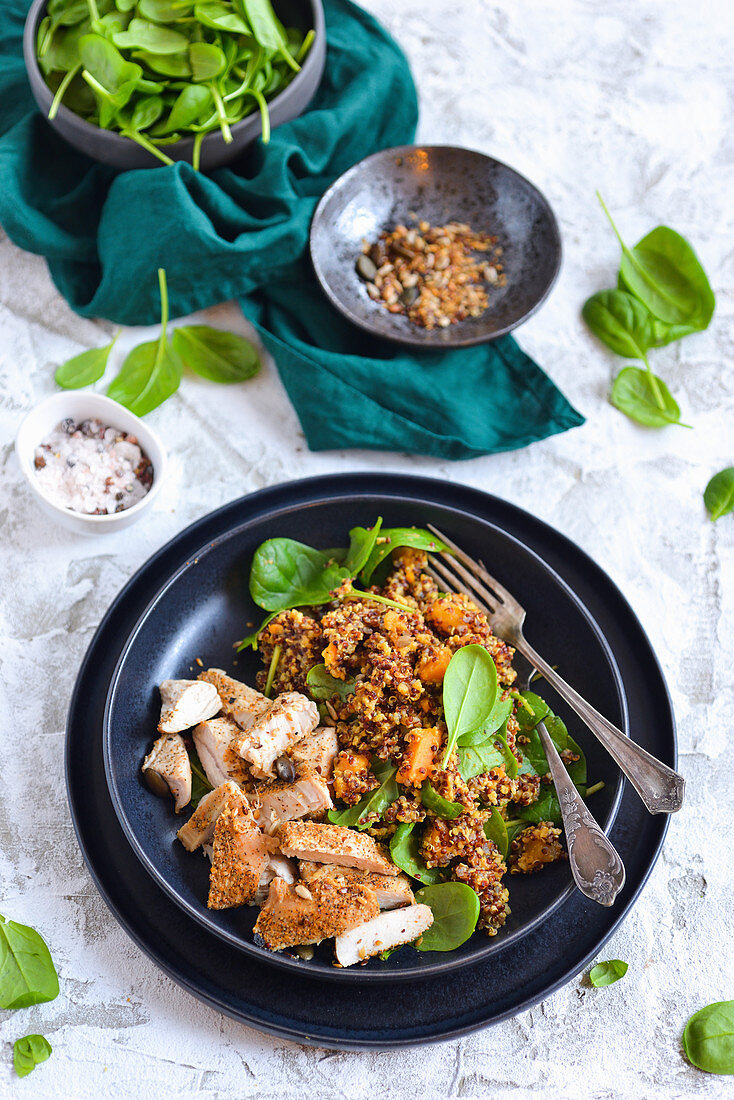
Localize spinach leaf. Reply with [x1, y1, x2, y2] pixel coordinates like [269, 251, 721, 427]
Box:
[682, 1001, 734, 1075]
[172, 325, 260, 383]
[0, 916, 59, 1009]
[132, 48, 192, 77]
[327, 760, 397, 830]
[234, 611, 278, 652]
[589, 959, 628, 988]
[704, 468, 734, 522]
[13, 1034, 52, 1079]
[420, 781, 464, 819]
[611, 367, 690, 428]
[196, 1, 250, 33]
[442, 645, 498, 766]
[414, 882, 480, 951]
[389, 823, 444, 885]
[107, 269, 183, 415]
[79, 33, 143, 128]
[483, 807, 508, 858]
[582, 289, 656, 361]
[55, 333, 117, 388]
[457, 721, 517, 782]
[249, 538, 350, 612]
[458, 695, 512, 744]
[648, 316, 699, 348]
[161, 84, 212, 131]
[344, 518, 383, 576]
[599, 195, 715, 327]
[513, 713, 587, 826]
[305, 664, 356, 702]
[139, 0, 193, 21]
[190, 41, 226, 81]
[515, 690, 551, 732]
[188, 746, 213, 809]
[360, 527, 450, 584]
[113, 17, 189, 53]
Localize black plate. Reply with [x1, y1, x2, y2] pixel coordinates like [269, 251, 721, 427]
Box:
[310, 146, 561, 348]
[103, 493, 625, 981]
[67, 474, 675, 1047]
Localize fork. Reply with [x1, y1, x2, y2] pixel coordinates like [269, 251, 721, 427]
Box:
[425, 524, 685, 815]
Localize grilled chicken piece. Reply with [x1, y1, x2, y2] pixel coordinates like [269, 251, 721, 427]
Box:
[252, 770, 333, 834]
[277, 822, 399, 876]
[254, 854, 298, 904]
[253, 876, 379, 952]
[299, 863, 414, 910]
[142, 732, 192, 812]
[192, 717, 254, 789]
[158, 679, 220, 734]
[231, 692, 319, 778]
[207, 797, 269, 910]
[177, 781, 248, 852]
[198, 669, 269, 729]
[289, 726, 339, 780]
[334, 904, 434, 967]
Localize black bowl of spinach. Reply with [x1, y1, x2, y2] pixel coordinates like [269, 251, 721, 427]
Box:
[23, 0, 325, 171]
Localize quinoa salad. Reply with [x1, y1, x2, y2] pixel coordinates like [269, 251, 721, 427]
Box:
[141, 521, 590, 966]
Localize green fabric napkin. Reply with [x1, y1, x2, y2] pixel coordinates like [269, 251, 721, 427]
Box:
[0, 0, 584, 458]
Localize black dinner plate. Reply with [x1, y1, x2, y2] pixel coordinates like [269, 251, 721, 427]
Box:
[103, 486, 626, 981]
[66, 474, 675, 1048]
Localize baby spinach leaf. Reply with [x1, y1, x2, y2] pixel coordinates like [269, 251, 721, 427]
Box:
[327, 760, 397, 830]
[107, 268, 183, 415]
[234, 611, 278, 652]
[610, 367, 689, 429]
[163, 83, 212, 131]
[682, 1000, 734, 1075]
[515, 689, 551, 732]
[249, 538, 350, 612]
[172, 325, 260, 383]
[13, 1034, 52, 1079]
[55, 334, 117, 388]
[196, 1, 250, 33]
[129, 93, 164, 130]
[483, 807, 508, 858]
[513, 714, 587, 826]
[360, 527, 450, 584]
[582, 289, 656, 361]
[139, 0, 194, 21]
[648, 316, 699, 348]
[457, 722, 517, 782]
[0, 916, 59, 1009]
[389, 824, 444, 885]
[79, 33, 143, 127]
[131, 48, 192, 77]
[113, 17, 190, 53]
[343, 519, 383, 576]
[188, 747, 213, 809]
[442, 645, 497, 766]
[457, 695, 513, 748]
[415, 882, 480, 951]
[190, 41, 226, 81]
[420, 781, 464, 819]
[589, 959, 628, 988]
[704, 467, 734, 522]
[305, 664, 356, 702]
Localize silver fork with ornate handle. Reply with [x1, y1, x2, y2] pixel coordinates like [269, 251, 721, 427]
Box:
[426, 524, 685, 815]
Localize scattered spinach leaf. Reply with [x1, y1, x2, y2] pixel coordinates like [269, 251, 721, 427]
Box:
[704, 468, 734, 522]
[107, 269, 183, 415]
[610, 367, 690, 428]
[442, 645, 498, 766]
[305, 664, 356, 702]
[589, 959, 628, 987]
[512, 700, 587, 827]
[189, 746, 214, 808]
[457, 721, 517, 782]
[327, 760, 397, 830]
[0, 915, 59, 1009]
[360, 527, 450, 584]
[249, 538, 350, 612]
[172, 325, 260, 383]
[13, 1034, 52, 1079]
[414, 882, 480, 951]
[55, 332, 118, 388]
[682, 1001, 734, 1075]
[389, 824, 444, 885]
[234, 611, 278, 652]
[343, 518, 383, 576]
[483, 807, 508, 858]
[420, 781, 463, 819]
[582, 288, 656, 361]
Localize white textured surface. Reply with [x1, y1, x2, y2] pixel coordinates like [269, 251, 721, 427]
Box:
[1, 0, 733, 1095]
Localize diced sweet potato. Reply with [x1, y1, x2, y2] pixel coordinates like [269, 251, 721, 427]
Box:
[416, 647, 452, 684]
[396, 727, 439, 787]
[426, 596, 467, 634]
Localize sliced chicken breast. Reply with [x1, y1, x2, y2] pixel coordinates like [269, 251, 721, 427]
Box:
[158, 679, 220, 734]
[289, 726, 339, 780]
[192, 717, 254, 789]
[142, 732, 192, 812]
[334, 904, 434, 967]
[176, 781, 248, 852]
[254, 854, 298, 905]
[207, 799, 269, 910]
[252, 770, 333, 834]
[298, 863, 414, 910]
[253, 876, 379, 951]
[277, 822, 399, 876]
[198, 669, 270, 729]
[231, 692, 319, 778]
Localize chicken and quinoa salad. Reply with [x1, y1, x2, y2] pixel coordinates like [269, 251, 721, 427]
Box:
[142, 520, 594, 966]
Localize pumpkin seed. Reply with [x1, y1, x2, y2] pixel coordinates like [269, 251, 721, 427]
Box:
[356, 255, 377, 281]
[400, 286, 419, 307]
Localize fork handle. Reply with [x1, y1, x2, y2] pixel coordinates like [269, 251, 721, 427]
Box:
[517, 638, 685, 814]
[536, 720, 625, 905]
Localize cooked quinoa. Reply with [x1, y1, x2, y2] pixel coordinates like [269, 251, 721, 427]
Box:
[256, 546, 565, 936]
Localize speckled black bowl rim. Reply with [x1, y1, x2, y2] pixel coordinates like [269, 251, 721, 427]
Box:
[101, 491, 626, 980]
[66, 474, 675, 1048]
[309, 145, 562, 348]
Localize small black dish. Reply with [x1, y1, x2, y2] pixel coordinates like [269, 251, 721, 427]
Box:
[310, 145, 562, 348]
[23, 0, 325, 171]
[103, 486, 625, 982]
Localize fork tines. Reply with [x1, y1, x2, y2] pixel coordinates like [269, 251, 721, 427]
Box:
[427, 524, 520, 612]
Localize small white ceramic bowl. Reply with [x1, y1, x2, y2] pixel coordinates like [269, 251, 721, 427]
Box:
[16, 393, 167, 535]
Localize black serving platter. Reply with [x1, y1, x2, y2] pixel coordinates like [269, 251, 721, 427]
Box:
[310, 146, 561, 347]
[67, 474, 675, 1047]
[103, 488, 625, 981]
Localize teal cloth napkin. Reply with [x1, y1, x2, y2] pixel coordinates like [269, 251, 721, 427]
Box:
[0, 0, 584, 458]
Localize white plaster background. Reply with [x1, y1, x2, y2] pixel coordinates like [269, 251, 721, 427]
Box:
[1, 0, 733, 1096]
